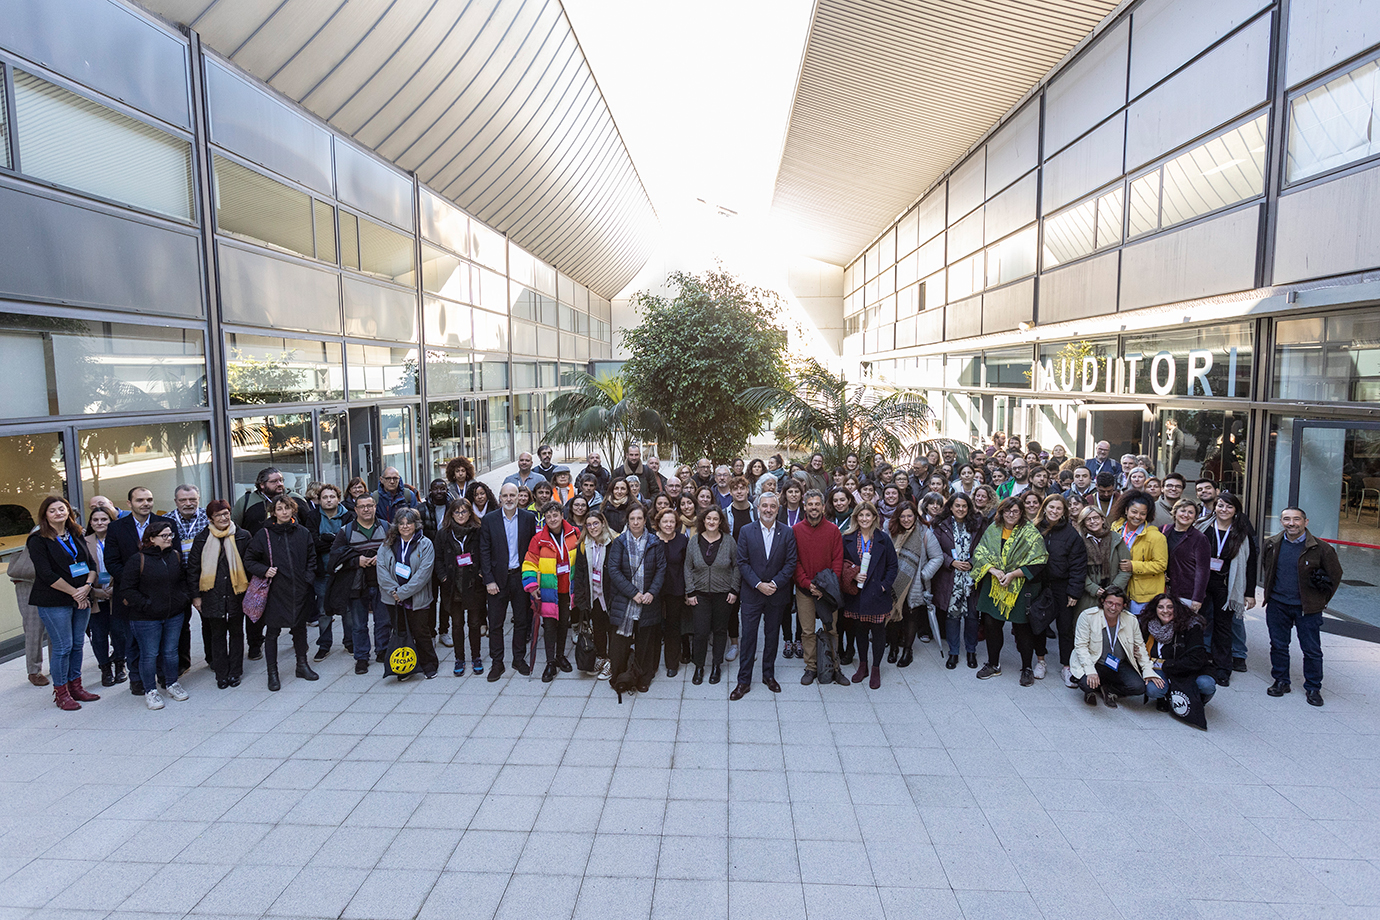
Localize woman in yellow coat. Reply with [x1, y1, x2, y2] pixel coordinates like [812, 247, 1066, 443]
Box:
[1110, 491, 1167, 616]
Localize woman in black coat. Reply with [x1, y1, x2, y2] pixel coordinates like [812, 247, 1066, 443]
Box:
[1033, 494, 1087, 684]
[842, 501, 900, 690]
[433, 498, 487, 676]
[119, 519, 191, 709]
[188, 499, 251, 689]
[27, 495, 99, 710]
[244, 496, 318, 691]
[604, 504, 665, 694]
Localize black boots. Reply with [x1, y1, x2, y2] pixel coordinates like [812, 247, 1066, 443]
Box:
[296, 654, 319, 681]
[100, 665, 115, 687]
[267, 665, 281, 692]
[709, 663, 722, 684]
[693, 665, 705, 685]
[898, 647, 914, 668]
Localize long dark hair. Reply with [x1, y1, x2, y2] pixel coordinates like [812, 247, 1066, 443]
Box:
[36, 495, 84, 540]
[1137, 592, 1204, 637]
[887, 501, 917, 538]
[939, 492, 980, 534]
[1207, 492, 1248, 561]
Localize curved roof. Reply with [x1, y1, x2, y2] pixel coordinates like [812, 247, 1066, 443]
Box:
[141, 0, 657, 299]
[772, 0, 1120, 267]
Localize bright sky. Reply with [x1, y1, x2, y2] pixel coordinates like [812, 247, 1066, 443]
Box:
[562, 0, 817, 296]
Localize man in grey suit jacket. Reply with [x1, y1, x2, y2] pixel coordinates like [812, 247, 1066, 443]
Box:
[731, 492, 798, 699]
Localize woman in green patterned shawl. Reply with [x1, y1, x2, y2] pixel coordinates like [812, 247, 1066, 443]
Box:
[972, 496, 1047, 685]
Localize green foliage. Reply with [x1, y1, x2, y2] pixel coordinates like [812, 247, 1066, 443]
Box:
[227, 348, 306, 406]
[622, 270, 790, 461]
[737, 358, 933, 468]
[546, 370, 672, 465]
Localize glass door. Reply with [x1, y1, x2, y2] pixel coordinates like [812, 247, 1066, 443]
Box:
[1287, 420, 1380, 628]
[227, 413, 312, 505]
[0, 431, 70, 650]
[379, 405, 417, 487]
[318, 411, 348, 491]
[1083, 406, 1148, 464]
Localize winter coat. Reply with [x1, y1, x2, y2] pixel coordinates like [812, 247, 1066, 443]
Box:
[1079, 529, 1131, 611]
[931, 517, 980, 616]
[377, 535, 436, 610]
[1039, 521, 1088, 605]
[1139, 619, 1212, 679]
[1260, 530, 1343, 615]
[26, 530, 95, 608]
[605, 530, 665, 632]
[244, 521, 316, 630]
[891, 525, 942, 617]
[434, 525, 485, 613]
[118, 546, 190, 621]
[842, 529, 899, 623]
[1116, 524, 1168, 603]
[521, 522, 581, 618]
[1161, 524, 1211, 607]
[187, 527, 252, 619]
[684, 533, 741, 598]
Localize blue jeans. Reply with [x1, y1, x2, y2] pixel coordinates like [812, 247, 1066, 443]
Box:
[946, 612, 978, 656]
[350, 587, 390, 661]
[313, 573, 333, 650]
[36, 604, 91, 685]
[129, 615, 184, 690]
[1267, 602, 1323, 691]
[1145, 668, 1217, 703]
[1231, 616, 1248, 659]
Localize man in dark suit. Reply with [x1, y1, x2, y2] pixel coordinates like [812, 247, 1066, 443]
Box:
[731, 492, 798, 700]
[104, 486, 174, 696]
[479, 482, 538, 681]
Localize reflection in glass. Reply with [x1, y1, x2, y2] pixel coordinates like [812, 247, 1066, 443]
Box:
[1275, 312, 1380, 403]
[345, 343, 418, 400]
[984, 347, 1033, 389]
[472, 309, 508, 352]
[424, 298, 472, 349]
[428, 399, 464, 482]
[226, 334, 343, 405]
[1122, 322, 1253, 399]
[80, 420, 213, 514]
[422, 245, 470, 302]
[424, 348, 471, 396]
[1042, 197, 1097, 268]
[1128, 171, 1160, 237]
[514, 393, 538, 457]
[0, 431, 66, 643]
[358, 216, 415, 283]
[229, 414, 311, 506]
[213, 155, 314, 259]
[1154, 408, 1247, 493]
[985, 226, 1037, 288]
[1288, 59, 1380, 182]
[420, 190, 468, 257]
[488, 395, 512, 466]
[1095, 188, 1123, 250]
[379, 406, 416, 485]
[319, 413, 347, 491]
[1159, 114, 1268, 227]
[314, 199, 336, 264]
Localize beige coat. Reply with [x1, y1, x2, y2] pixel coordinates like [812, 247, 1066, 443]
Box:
[1070, 606, 1157, 680]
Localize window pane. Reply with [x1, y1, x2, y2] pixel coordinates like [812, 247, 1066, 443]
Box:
[1042, 198, 1097, 268]
[1288, 59, 1380, 182]
[340, 212, 360, 270]
[1160, 114, 1268, 228]
[424, 297, 472, 348]
[1275, 312, 1380, 402]
[948, 253, 982, 301]
[422, 244, 470, 302]
[512, 319, 538, 355]
[478, 358, 509, 392]
[1095, 188, 1124, 250]
[226, 333, 343, 405]
[213, 155, 314, 259]
[512, 361, 538, 389]
[472, 309, 508, 352]
[476, 268, 507, 315]
[80, 420, 213, 513]
[0, 432, 66, 552]
[488, 395, 511, 466]
[0, 313, 206, 419]
[470, 222, 506, 273]
[986, 226, 1036, 287]
[358, 216, 415, 283]
[1128, 171, 1161, 237]
[425, 348, 472, 395]
[228, 413, 311, 506]
[14, 70, 192, 220]
[420, 190, 468, 256]
[346, 343, 418, 399]
[314, 199, 336, 263]
[0, 71, 10, 169]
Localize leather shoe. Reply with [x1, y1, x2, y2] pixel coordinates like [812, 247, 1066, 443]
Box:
[1216, 670, 1231, 687]
[729, 683, 750, 701]
[28, 672, 49, 687]
[967, 652, 978, 669]
[692, 666, 704, 685]
[1102, 689, 1118, 708]
[898, 647, 914, 668]
[1306, 689, 1324, 707]
[945, 655, 958, 670]
[247, 645, 263, 661]
[666, 667, 678, 678]
[542, 661, 557, 682]
[801, 669, 817, 686]
[513, 660, 532, 676]
[557, 657, 573, 673]
[1232, 657, 1248, 673]
[355, 660, 369, 675]
[852, 664, 868, 684]
[487, 661, 506, 682]
[833, 671, 851, 686]
[1267, 680, 1291, 697]
[887, 646, 898, 664]
[764, 678, 781, 693]
[709, 664, 722, 684]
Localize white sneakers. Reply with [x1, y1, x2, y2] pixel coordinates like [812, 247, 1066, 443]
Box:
[166, 682, 189, 701]
[1032, 660, 1046, 680]
[596, 659, 612, 680]
[438, 632, 454, 647]
[145, 690, 164, 710]
[1061, 666, 1075, 688]
[725, 643, 739, 662]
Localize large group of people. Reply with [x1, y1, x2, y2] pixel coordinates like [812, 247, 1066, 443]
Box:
[10, 432, 1342, 718]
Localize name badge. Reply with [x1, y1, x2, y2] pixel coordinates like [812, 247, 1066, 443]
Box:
[456, 553, 473, 567]
[556, 564, 570, 575]
[1105, 654, 1121, 670]
[181, 538, 194, 555]
[591, 569, 602, 586]
[69, 561, 91, 578]
[395, 562, 412, 579]
[97, 572, 111, 586]
[1209, 558, 1223, 572]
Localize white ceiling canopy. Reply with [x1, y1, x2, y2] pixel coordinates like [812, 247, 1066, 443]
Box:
[138, 0, 658, 299]
[772, 0, 1121, 267]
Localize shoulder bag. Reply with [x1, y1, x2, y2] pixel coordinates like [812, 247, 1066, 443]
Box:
[243, 535, 271, 623]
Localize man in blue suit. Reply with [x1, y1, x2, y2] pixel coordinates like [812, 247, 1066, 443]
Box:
[731, 492, 797, 699]
[479, 483, 538, 681]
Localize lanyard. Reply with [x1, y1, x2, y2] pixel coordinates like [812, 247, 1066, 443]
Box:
[57, 535, 79, 559]
[398, 536, 415, 565]
[1105, 621, 1118, 652]
[554, 528, 568, 565]
[1215, 526, 1230, 558]
[1122, 524, 1142, 549]
[859, 533, 872, 556]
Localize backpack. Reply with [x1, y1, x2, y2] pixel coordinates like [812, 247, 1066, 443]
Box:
[816, 626, 841, 685]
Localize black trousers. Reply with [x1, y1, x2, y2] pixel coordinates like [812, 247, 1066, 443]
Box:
[984, 614, 1035, 670]
[691, 592, 733, 668]
[1055, 599, 1080, 666]
[852, 619, 886, 666]
[1205, 578, 1233, 675]
[1077, 659, 1147, 697]
[541, 594, 571, 664]
[202, 612, 244, 681]
[246, 616, 264, 652]
[486, 569, 532, 666]
[442, 589, 487, 662]
[609, 622, 660, 685]
[662, 595, 688, 669]
[263, 623, 307, 669]
[391, 603, 439, 676]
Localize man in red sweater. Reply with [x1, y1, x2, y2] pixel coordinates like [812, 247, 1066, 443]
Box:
[794, 489, 846, 686]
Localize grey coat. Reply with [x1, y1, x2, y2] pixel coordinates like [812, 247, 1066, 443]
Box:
[376, 536, 436, 609]
[893, 525, 943, 616]
[683, 533, 741, 597]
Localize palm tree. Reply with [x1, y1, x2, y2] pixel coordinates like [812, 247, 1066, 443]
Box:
[546, 370, 673, 465]
[737, 359, 933, 467]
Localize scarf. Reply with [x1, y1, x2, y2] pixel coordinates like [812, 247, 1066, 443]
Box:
[623, 530, 648, 634]
[199, 521, 248, 595]
[1147, 617, 1175, 646]
[973, 521, 1048, 618]
[949, 525, 975, 610]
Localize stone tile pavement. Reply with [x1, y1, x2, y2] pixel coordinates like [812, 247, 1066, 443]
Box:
[2, 611, 1380, 920]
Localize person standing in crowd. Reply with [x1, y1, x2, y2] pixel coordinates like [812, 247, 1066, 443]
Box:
[343, 477, 370, 513]
[534, 444, 569, 482]
[1088, 472, 1119, 517]
[244, 496, 319, 691]
[676, 494, 699, 535]
[1163, 499, 1211, 618]
[120, 519, 190, 709]
[83, 506, 126, 687]
[550, 469, 576, 505]
[235, 470, 310, 661]
[523, 501, 580, 682]
[105, 486, 175, 695]
[1064, 466, 1095, 502]
[653, 507, 690, 677]
[1197, 494, 1256, 686]
[730, 492, 798, 700]
[377, 507, 437, 680]
[1261, 507, 1342, 706]
[613, 443, 661, 497]
[572, 473, 603, 512]
[973, 496, 1048, 685]
[27, 496, 99, 711]
[1138, 594, 1216, 710]
[890, 501, 942, 667]
[744, 458, 768, 495]
[827, 487, 856, 530]
[445, 456, 476, 503]
[188, 500, 250, 689]
[804, 453, 830, 495]
[329, 494, 388, 674]
[1085, 441, 1121, 482]
[1195, 479, 1221, 523]
[712, 465, 733, 508]
[970, 484, 998, 525]
[479, 483, 538, 681]
[310, 484, 352, 660]
[644, 455, 669, 495]
[435, 498, 486, 676]
[685, 506, 739, 686]
[692, 457, 716, 491]
[170, 484, 208, 674]
[1070, 586, 1160, 707]
[601, 479, 634, 534]
[1074, 507, 1130, 686]
[8, 543, 50, 688]
[1031, 494, 1086, 684]
[951, 463, 977, 496]
[996, 458, 1030, 500]
[1157, 472, 1186, 523]
[374, 467, 420, 524]
[418, 479, 450, 541]
[841, 501, 898, 690]
[780, 479, 806, 529]
[504, 451, 543, 491]
[605, 504, 665, 692]
[1113, 491, 1168, 616]
[792, 489, 845, 686]
[580, 451, 612, 495]
[573, 511, 615, 678]
[934, 492, 982, 670]
[469, 482, 494, 519]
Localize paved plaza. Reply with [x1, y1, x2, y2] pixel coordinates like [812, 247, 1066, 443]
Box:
[2, 612, 1379, 920]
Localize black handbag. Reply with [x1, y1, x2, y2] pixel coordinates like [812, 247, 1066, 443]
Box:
[574, 620, 597, 673]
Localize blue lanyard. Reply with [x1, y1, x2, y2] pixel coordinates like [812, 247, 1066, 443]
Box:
[859, 534, 872, 556]
[57, 535, 79, 559]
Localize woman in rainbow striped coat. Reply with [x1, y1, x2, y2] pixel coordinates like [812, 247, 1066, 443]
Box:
[523, 500, 583, 682]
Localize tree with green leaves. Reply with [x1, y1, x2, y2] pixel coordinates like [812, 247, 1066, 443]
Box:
[737, 358, 933, 468]
[622, 270, 790, 461]
[545, 370, 672, 467]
